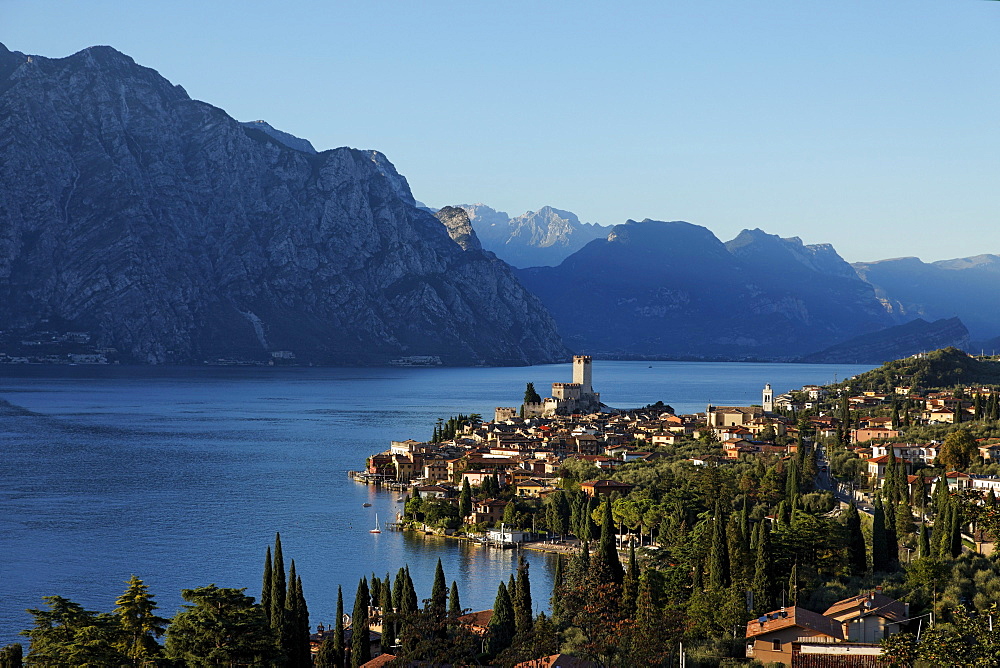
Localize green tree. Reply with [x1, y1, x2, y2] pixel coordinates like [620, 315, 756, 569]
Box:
[708, 500, 730, 590]
[449, 581, 462, 618]
[459, 478, 472, 518]
[430, 559, 447, 618]
[486, 581, 515, 657]
[262, 545, 273, 627]
[165, 585, 278, 666]
[21, 596, 124, 667]
[594, 497, 624, 586]
[523, 383, 541, 405]
[513, 556, 533, 636]
[752, 521, 775, 613]
[844, 503, 868, 575]
[872, 497, 891, 572]
[315, 585, 344, 668]
[940, 429, 978, 471]
[350, 578, 371, 667]
[113, 575, 167, 665]
[271, 532, 287, 638]
[0, 644, 22, 668]
[621, 540, 639, 619]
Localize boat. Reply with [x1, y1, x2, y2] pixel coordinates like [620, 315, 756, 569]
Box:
[362, 502, 371, 507]
[370, 513, 381, 534]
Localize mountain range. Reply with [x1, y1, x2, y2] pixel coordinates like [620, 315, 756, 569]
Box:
[2, 42, 997, 366]
[0, 43, 567, 365]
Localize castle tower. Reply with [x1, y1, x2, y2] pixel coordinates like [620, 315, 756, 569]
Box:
[763, 384, 773, 413]
[573, 355, 593, 395]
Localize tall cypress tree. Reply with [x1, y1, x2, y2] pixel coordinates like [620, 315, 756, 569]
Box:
[282, 560, 300, 665]
[272, 533, 286, 635]
[459, 478, 473, 518]
[621, 540, 639, 619]
[351, 578, 371, 668]
[595, 497, 624, 585]
[844, 503, 867, 575]
[262, 545, 273, 627]
[486, 581, 515, 656]
[727, 514, 750, 583]
[708, 500, 729, 590]
[293, 574, 310, 668]
[404, 566, 418, 614]
[334, 585, 345, 668]
[752, 521, 774, 613]
[884, 498, 899, 565]
[430, 558, 447, 616]
[551, 555, 564, 625]
[316, 585, 343, 668]
[449, 581, 461, 618]
[871, 497, 890, 572]
[514, 556, 533, 636]
[379, 578, 394, 652]
[949, 501, 964, 558]
[917, 522, 930, 559]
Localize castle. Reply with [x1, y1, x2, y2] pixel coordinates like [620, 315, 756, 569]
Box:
[496, 356, 602, 420]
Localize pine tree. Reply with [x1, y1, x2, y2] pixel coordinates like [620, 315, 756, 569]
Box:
[351, 578, 371, 667]
[486, 581, 515, 656]
[262, 546, 273, 627]
[844, 504, 868, 575]
[708, 500, 730, 590]
[114, 575, 168, 664]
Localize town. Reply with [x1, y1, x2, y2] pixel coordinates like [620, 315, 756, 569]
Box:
[344, 350, 1000, 666]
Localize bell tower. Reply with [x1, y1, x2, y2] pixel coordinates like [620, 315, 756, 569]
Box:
[763, 384, 773, 413]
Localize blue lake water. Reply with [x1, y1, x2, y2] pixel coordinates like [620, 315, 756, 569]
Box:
[0, 360, 874, 645]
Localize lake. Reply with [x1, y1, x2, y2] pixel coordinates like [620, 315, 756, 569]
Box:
[0, 360, 874, 645]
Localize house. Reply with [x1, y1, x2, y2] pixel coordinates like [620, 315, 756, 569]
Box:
[466, 499, 507, 525]
[513, 654, 599, 668]
[823, 591, 908, 644]
[516, 478, 556, 498]
[851, 428, 901, 444]
[457, 609, 493, 635]
[745, 607, 844, 666]
[945, 471, 973, 491]
[580, 480, 634, 498]
[487, 527, 529, 544]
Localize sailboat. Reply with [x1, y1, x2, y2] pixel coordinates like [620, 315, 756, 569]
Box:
[369, 513, 381, 534]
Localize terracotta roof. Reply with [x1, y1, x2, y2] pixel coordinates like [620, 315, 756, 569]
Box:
[824, 592, 908, 623]
[745, 606, 844, 640]
[514, 654, 599, 668]
[457, 609, 494, 628]
[360, 655, 397, 668]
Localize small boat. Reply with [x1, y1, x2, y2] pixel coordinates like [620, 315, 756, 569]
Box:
[370, 513, 382, 534]
[362, 503, 372, 507]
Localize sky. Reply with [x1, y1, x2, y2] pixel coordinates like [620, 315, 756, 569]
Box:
[4, 1, 999, 262]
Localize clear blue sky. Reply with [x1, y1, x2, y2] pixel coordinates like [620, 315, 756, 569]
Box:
[5, 1, 999, 262]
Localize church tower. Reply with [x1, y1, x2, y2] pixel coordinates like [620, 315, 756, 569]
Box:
[763, 384, 773, 413]
[573, 355, 593, 394]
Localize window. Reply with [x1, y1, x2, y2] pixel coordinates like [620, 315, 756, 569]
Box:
[772, 639, 782, 651]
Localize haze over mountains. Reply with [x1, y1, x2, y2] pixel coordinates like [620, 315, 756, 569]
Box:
[2, 42, 997, 366]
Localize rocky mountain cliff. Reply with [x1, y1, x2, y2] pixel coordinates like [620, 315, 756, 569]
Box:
[853, 255, 1000, 341]
[517, 221, 893, 359]
[0, 43, 568, 365]
[457, 204, 608, 267]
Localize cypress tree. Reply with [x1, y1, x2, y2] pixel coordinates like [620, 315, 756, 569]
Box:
[884, 498, 899, 565]
[727, 514, 750, 583]
[486, 581, 515, 656]
[621, 540, 639, 619]
[370, 573, 380, 609]
[449, 581, 461, 618]
[404, 566, 417, 614]
[752, 521, 774, 613]
[334, 585, 345, 667]
[293, 574, 310, 668]
[392, 568, 406, 613]
[777, 500, 791, 528]
[459, 478, 473, 518]
[917, 522, 930, 559]
[272, 533, 286, 635]
[595, 497, 624, 585]
[708, 500, 729, 590]
[262, 545, 273, 627]
[551, 555, 564, 625]
[871, 497, 890, 572]
[351, 578, 371, 667]
[896, 499, 915, 540]
[949, 501, 963, 558]
[378, 576, 393, 654]
[514, 555, 533, 636]
[844, 504, 867, 575]
[283, 560, 300, 665]
[787, 562, 799, 606]
[931, 498, 948, 557]
[430, 558, 447, 615]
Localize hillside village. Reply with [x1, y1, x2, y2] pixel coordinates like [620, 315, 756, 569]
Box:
[347, 349, 1000, 666]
